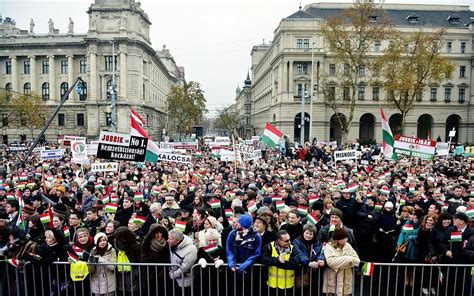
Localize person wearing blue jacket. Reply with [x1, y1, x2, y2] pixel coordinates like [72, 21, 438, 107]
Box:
[293, 224, 325, 292]
[226, 213, 262, 295]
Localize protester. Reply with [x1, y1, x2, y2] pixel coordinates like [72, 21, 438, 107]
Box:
[168, 228, 197, 296]
[89, 232, 117, 296]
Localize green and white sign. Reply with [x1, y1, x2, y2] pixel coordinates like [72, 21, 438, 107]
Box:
[393, 135, 436, 160]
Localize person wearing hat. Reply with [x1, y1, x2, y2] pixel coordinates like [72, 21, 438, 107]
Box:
[293, 224, 325, 290]
[253, 215, 276, 247]
[376, 201, 398, 262]
[302, 199, 329, 232]
[226, 213, 262, 295]
[323, 227, 359, 296]
[175, 205, 193, 235]
[335, 188, 361, 230]
[355, 196, 381, 262]
[260, 230, 300, 293]
[88, 232, 117, 296]
[317, 208, 358, 252]
[161, 195, 180, 218]
[5, 225, 38, 261]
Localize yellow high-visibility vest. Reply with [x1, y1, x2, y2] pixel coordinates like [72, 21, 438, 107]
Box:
[267, 242, 294, 289]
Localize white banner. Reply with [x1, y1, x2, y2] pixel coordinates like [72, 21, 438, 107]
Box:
[436, 142, 449, 156]
[219, 149, 236, 161]
[40, 149, 64, 161]
[235, 143, 255, 161]
[99, 131, 131, 147]
[71, 140, 89, 164]
[86, 143, 98, 156]
[156, 152, 192, 164]
[334, 149, 358, 162]
[90, 162, 119, 173]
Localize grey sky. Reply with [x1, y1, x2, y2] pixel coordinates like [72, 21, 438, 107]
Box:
[1, 0, 472, 117]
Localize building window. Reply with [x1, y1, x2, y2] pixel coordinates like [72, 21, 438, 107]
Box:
[415, 89, 422, 102]
[5, 61, 11, 75]
[2, 134, 7, 144]
[328, 86, 336, 100]
[343, 64, 350, 76]
[105, 112, 112, 126]
[76, 113, 84, 126]
[446, 41, 452, 53]
[2, 114, 8, 127]
[60, 60, 68, 74]
[58, 113, 65, 126]
[79, 60, 87, 74]
[343, 87, 350, 101]
[79, 82, 87, 101]
[329, 64, 336, 76]
[296, 38, 309, 49]
[459, 88, 465, 103]
[430, 88, 437, 101]
[374, 41, 381, 52]
[42, 61, 49, 74]
[358, 86, 365, 100]
[388, 90, 395, 101]
[296, 63, 308, 75]
[105, 56, 117, 71]
[106, 80, 113, 100]
[23, 83, 31, 95]
[460, 41, 466, 54]
[5, 83, 12, 99]
[445, 88, 451, 102]
[372, 87, 380, 101]
[24, 61, 30, 74]
[297, 83, 307, 98]
[42, 82, 49, 100]
[358, 65, 366, 77]
[60, 82, 68, 96]
[460, 66, 466, 78]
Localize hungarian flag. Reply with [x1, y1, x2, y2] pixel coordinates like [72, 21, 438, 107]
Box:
[208, 199, 221, 209]
[298, 205, 308, 216]
[466, 207, 474, 218]
[347, 183, 358, 193]
[105, 203, 118, 213]
[203, 244, 219, 254]
[3, 258, 23, 269]
[261, 122, 283, 149]
[276, 201, 285, 210]
[63, 226, 70, 238]
[175, 220, 187, 232]
[247, 201, 258, 213]
[374, 204, 383, 211]
[306, 214, 319, 225]
[380, 108, 397, 160]
[133, 192, 144, 203]
[362, 262, 374, 276]
[450, 231, 462, 242]
[134, 215, 146, 225]
[40, 213, 51, 224]
[224, 209, 233, 218]
[130, 108, 146, 127]
[67, 251, 79, 263]
[71, 246, 84, 259]
[402, 223, 414, 231]
[130, 109, 161, 163]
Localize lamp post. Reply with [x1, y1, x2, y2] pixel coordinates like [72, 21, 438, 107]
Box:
[300, 83, 305, 147]
[110, 41, 118, 133]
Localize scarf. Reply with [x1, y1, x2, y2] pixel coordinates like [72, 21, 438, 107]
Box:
[150, 238, 167, 252]
[95, 244, 109, 256]
[75, 236, 94, 250]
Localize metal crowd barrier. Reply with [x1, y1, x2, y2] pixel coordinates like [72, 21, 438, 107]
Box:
[1, 261, 472, 296]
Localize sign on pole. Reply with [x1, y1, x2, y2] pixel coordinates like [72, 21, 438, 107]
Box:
[97, 131, 148, 162]
[436, 142, 449, 156]
[155, 152, 192, 164]
[71, 140, 89, 164]
[393, 135, 436, 160]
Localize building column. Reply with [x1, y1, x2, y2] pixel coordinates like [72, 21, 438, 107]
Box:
[119, 50, 127, 101]
[48, 55, 56, 100]
[67, 55, 74, 100]
[89, 50, 97, 101]
[288, 61, 294, 94]
[10, 56, 18, 93]
[29, 56, 37, 93]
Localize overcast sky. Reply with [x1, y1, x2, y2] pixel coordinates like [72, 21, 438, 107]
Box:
[1, 0, 472, 117]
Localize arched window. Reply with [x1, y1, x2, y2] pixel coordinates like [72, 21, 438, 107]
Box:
[23, 82, 31, 95]
[42, 82, 49, 100]
[60, 82, 68, 96]
[5, 83, 12, 99]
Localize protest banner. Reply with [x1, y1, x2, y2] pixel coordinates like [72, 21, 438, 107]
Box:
[90, 162, 119, 173]
[155, 152, 192, 164]
[40, 149, 64, 161]
[334, 150, 358, 162]
[393, 135, 436, 160]
[71, 140, 89, 164]
[436, 142, 449, 156]
[97, 131, 148, 162]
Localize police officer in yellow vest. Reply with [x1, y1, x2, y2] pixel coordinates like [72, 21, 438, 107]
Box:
[260, 230, 300, 295]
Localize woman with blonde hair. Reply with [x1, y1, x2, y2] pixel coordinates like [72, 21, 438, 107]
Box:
[323, 228, 360, 296]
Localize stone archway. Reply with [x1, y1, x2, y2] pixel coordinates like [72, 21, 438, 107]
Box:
[359, 113, 375, 142]
[417, 114, 433, 139]
[294, 112, 310, 143]
[389, 113, 402, 136]
[330, 113, 346, 143]
[445, 114, 461, 143]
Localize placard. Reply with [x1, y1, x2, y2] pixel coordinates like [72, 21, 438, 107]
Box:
[90, 162, 119, 173]
[334, 150, 357, 162]
[155, 152, 192, 164]
[393, 135, 436, 160]
[97, 131, 148, 161]
[40, 149, 64, 161]
[436, 142, 449, 156]
[71, 140, 89, 164]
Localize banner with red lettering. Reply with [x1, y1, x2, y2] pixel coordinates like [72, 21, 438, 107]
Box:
[97, 131, 148, 161]
[393, 135, 436, 160]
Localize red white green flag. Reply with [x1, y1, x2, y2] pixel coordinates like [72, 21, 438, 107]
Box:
[247, 201, 258, 213]
[362, 262, 374, 276]
[175, 220, 187, 232]
[466, 207, 474, 218]
[261, 122, 283, 149]
[298, 205, 308, 216]
[306, 214, 319, 225]
[203, 244, 219, 254]
[134, 215, 146, 225]
[105, 203, 118, 213]
[380, 108, 397, 160]
[224, 209, 233, 218]
[209, 199, 221, 209]
[40, 213, 51, 224]
[450, 231, 462, 242]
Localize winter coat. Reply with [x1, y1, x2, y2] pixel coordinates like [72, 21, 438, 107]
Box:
[161, 201, 180, 218]
[88, 244, 117, 294]
[396, 221, 420, 261]
[323, 242, 360, 295]
[169, 235, 198, 287]
[293, 238, 325, 266]
[356, 204, 381, 238]
[318, 224, 358, 253]
[226, 228, 262, 271]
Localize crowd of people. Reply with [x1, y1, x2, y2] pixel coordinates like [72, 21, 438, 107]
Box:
[0, 140, 473, 296]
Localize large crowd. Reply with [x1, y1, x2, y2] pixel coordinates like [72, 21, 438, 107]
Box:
[0, 140, 473, 296]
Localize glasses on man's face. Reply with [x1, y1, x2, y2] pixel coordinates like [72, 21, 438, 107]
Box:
[280, 239, 290, 243]
[77, 235, 88, 239]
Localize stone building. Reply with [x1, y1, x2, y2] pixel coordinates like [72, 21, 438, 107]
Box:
[0, 0, 184, 144]
[235, 72, 254, 138]
[240, 3, 474, 144]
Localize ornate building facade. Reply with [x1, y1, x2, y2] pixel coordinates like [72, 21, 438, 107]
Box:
[0, 0, 184, 143]
[240, 3, 474, 144]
